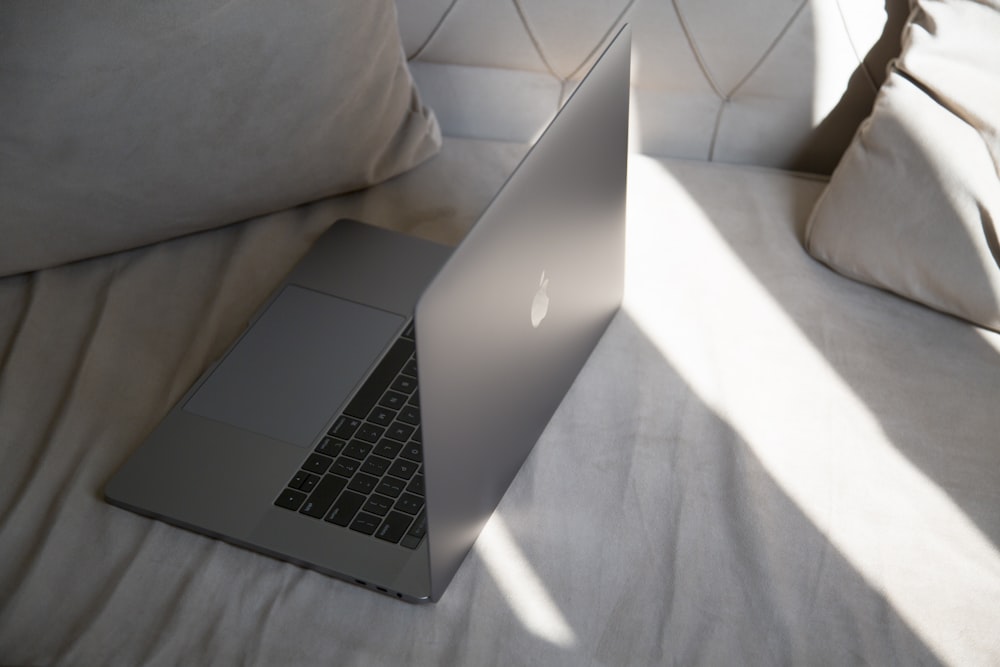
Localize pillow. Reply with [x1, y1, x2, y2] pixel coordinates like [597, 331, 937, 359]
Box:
[0, 1, 441, 276]
[805, 0, 1000, 332]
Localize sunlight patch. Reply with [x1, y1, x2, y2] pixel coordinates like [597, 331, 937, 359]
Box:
[624, 158, 1000, 666]
[475, 514, 577, 649]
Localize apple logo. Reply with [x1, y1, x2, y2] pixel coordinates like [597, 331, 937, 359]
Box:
[531, 271, 550, 328]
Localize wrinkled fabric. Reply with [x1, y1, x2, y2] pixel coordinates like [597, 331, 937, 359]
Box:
[0, 1, 440, 276]
[2, 148, 998, 665]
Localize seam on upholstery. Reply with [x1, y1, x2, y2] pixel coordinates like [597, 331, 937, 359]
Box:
[671, 0, 725, 161]
[707, 102, 726, 162]
[671, 0, 724, 99]
[675, 0, 807, 162]
[512, 0, 562, 80]
[832, 0, 878, 92]
[606, 154, 833, 182]
[563, 0, 638, 81]
[727, 0, 809, 99]
[407, 0, 460, 61]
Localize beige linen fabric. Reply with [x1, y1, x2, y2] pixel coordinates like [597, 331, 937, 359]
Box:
[806, 0, 1000, 331]
[0, 1, 441, 277]
[397, 0, 909, 173]
[3, 150, 999, 664]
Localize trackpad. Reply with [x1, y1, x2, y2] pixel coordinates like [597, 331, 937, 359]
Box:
[185, 286, 403, 447]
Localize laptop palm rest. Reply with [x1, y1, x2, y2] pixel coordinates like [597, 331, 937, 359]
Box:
[184, 285, 404, 447]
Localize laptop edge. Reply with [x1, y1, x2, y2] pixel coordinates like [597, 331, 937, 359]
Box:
[105, 24, 631, 603]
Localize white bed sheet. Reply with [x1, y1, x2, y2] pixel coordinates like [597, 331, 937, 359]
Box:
[1, 141, 998, 665]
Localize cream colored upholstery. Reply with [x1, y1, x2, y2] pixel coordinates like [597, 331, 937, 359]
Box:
[398, 0, 907, 172]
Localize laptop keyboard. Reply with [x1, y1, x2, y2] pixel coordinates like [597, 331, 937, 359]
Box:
[273, 323, 427, 549]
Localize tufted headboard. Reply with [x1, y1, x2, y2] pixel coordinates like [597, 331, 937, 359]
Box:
[397, 0, 908, 174]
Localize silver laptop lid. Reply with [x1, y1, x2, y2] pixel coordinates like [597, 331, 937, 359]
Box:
[416, 25, 630, 601]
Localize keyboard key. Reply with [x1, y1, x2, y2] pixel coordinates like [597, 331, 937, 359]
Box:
[373, 438, 403, 459]
[326, 490, 366, 526]
[315, 436, 345, 457]
[363, 494, 394, 517]
[397, 405, 420, 426]
[379, 390, 407, 410]
[329, 416, 362, 440]
[360, 455, 391, 476]
[302, 453, 333, 475]
[391, 375, 417, 394]
[400, 443, 423, 463]
[385, 422, 415, 442]
[350, 512, 381, 536]
[375, 476, 405, 498]
[387, 459, 418, 480]
[347, 472, 379, 495]
[406, 474, 425, 497]
[342, 440, 373, 460]
[355, 423, 385, 443]
[289, 470, 308, 490]
[367, 406, 396, 427]
[395, 492, 424, 516]
[330, 457, 359, 478]
[275, 488, 307, 511]
[375, 511, 414, 544]
[299, 475, 347, 518]
[401, 510, 427, 549]
[272, 329, 427, 544]
[300, 474, 319, 493]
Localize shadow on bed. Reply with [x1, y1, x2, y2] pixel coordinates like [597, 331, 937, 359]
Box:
[489, 311, 943, 665]
[689, 143, 1000, 558]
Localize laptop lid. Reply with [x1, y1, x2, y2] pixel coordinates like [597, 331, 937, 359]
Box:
[417, 25, 630, 601]
[105, 24, 630, 603]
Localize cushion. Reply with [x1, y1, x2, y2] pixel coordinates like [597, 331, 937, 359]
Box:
[0, 1, 441, 277]
[805, 0, 1000, 332]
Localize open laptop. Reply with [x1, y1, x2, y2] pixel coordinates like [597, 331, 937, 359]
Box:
[106, 25, 630, 602]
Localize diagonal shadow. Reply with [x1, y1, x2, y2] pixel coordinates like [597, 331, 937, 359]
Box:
[792, 0, 908, 172]
[482, 311, 944, 664]
[676, 107, 1000, 555]
[630, 0, 1000, 554]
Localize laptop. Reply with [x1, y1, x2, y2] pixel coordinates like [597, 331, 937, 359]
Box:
[106, 25, 630, 602]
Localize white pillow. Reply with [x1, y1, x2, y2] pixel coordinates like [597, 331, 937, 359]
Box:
[805, 0, 1000, 331]
[0, 1, 441, 276]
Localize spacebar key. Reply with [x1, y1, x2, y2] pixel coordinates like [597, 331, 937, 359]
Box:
[299, 474, 347, 519]
[343, 337, 415, 419]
